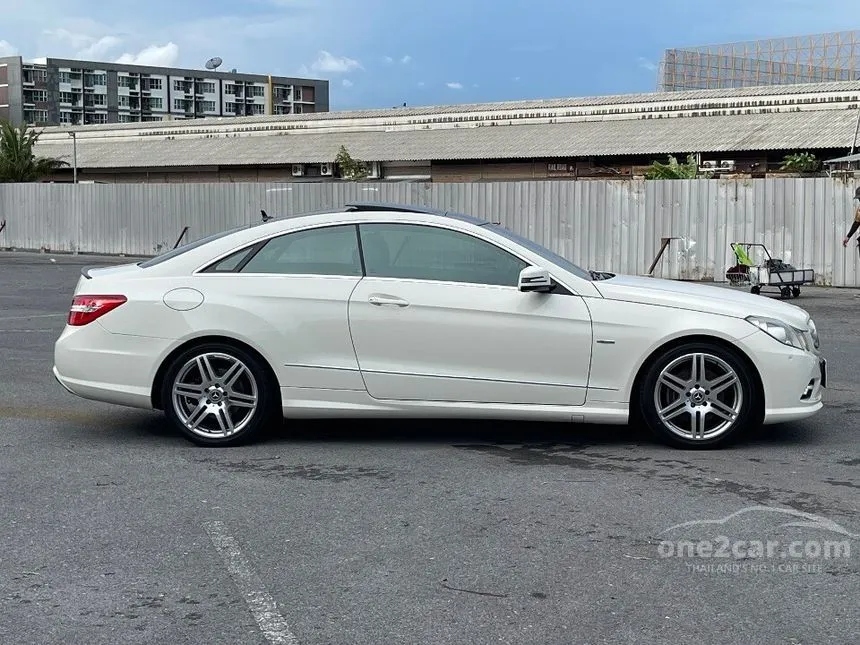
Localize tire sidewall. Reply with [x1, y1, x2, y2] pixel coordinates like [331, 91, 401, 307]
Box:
[639, 342, 758, 449]
[161, 342, 277, 447]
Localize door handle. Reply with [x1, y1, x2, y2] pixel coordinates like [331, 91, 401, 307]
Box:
[368, 294, 410, 307]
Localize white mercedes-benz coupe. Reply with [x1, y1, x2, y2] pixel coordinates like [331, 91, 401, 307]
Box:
[53, 202, 825, 449]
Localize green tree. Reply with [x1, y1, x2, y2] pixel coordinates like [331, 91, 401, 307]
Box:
[780, 152, 820, 174]
[0, 119, 68, 183]
[644, 154, 701, 180]
[335, 145, 369, 181]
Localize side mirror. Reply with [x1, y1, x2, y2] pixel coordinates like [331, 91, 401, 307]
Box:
[518, 266, 555, 293]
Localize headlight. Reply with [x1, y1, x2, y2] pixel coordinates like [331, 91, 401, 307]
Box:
[746, 316, 810, 351]
[807, 318, 820, 349]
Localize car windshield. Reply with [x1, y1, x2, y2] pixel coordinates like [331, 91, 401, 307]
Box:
[486, 223, 593, 281]
[137, 225, 248, 268]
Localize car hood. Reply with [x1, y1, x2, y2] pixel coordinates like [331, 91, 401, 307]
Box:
[592, 274, 812, 329]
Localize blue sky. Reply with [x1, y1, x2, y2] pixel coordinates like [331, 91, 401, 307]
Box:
[1, 0, 858, 110]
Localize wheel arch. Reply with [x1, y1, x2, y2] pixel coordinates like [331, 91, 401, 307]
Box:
[151, 335, 281, 411]
[628, 334, 765, 424]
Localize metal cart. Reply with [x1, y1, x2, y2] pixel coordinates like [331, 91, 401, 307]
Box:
[725, 242, 815, 299]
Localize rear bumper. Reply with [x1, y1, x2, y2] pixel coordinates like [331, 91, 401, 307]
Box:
[53, 321, 169, 410]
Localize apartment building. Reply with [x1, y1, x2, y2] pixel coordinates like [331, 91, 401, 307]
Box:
[0, 56, 329, 126]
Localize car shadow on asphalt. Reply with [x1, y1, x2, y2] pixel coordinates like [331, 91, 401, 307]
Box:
[90, 411, 822, 451]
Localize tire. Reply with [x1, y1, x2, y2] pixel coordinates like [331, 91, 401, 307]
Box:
[792, 287, 801, 298]
[637, 342, 760, 449]
[780, 286, 792, 299]
[160, 342, 279, 447]
[750, 286, 761, 295]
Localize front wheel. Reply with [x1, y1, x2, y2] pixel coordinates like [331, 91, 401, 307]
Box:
[161, 343, 279, 446]
[638, 343, 760, 449]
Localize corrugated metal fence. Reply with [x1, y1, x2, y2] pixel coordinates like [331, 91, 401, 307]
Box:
[1, 178, 858, 286]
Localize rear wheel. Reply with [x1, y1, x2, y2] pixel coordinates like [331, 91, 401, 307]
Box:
[638, 342, 759, 449]
[161, 343, 278, 446]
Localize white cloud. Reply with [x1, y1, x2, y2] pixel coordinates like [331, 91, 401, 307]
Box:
[43, 27, 93, 50]
[513, 76, 521, 82]
[0, 40, 16, 56]
[42, 27, 123, 60]
[400, 55, 412, 64]
[417, 81, 425, 87]
[116, 42, 179, 66]
[78, 35, 123, 59]
[342, 78, 353, 87]
[383, 55, 394, 64]
[637, 57, 658, 72]
[446, 82, 463, 89]
[310, 50, 362, 74]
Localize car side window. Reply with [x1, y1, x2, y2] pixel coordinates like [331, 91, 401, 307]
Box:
[359, 223, 528, 286]
[240, 225, 362, 276]
[204, 246, 257, 272]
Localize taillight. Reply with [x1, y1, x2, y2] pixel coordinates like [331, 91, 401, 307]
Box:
[68, 295, 127, 326]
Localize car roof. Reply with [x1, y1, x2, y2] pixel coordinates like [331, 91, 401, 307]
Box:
[138, 202, 494, 271]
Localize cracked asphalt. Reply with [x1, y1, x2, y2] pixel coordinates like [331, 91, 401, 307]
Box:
[0, 252, 858, 645]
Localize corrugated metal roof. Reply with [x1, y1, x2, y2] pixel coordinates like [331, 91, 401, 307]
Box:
[38, 80, 860, 136]
[35, 110, 858, 168]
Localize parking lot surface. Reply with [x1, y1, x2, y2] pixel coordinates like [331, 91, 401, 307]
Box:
[0, 252, 858, 645]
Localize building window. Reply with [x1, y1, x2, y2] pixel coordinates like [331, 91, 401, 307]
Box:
[147, 78, 163, 90]
[118, 95, 131, 107]
[24, 109, 49, 123]
[174, 98, 188, 110]
[85, 73, 107, 86]
[92, 93, 107, 106]
[86, 113, 107, 124]
[225, 102, 237, 113]
[249, 103, 264, 114]
[249, 85, 265, 97]
[147, 97, 164, 109]
[200, 100, 216, 112]
[199, 81, 216, 93]
[59, 111, 73, 124]
[25, 90, 48, 103]
[118, 75, 137, 88]
[118, 113, 134, 123]
[23, 69, 47, 83]
[293, 87, 302, 101]
[60, 91, 76, 104]
[224, 84, 236, 95]
[142, 115, 163, 122]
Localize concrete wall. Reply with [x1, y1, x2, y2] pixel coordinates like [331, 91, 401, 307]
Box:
[1, 178, 858, 286]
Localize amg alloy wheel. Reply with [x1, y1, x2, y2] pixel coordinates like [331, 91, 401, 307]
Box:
[162, 343, 278, 446]
[639, 343, 759, 448]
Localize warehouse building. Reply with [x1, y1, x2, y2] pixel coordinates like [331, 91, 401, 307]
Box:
[31, 79, 860, 184]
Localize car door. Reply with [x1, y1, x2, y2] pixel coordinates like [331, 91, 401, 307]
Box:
[196, 223, 366, 392]
[348, 222, 593, 406]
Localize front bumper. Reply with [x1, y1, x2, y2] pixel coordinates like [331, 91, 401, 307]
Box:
[739, 330, 826, 425]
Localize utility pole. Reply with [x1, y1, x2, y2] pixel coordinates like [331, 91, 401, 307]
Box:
[68, 131, 77, 183]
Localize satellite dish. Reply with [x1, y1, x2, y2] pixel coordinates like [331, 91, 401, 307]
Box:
[205, 57, 223, 71]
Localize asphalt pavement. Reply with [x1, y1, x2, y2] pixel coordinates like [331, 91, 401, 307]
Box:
[0, 251, 858, 645]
